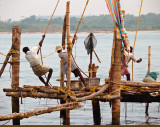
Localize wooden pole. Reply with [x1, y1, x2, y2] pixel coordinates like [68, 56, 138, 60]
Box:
[111, 24, 122, 125]
[66, 1, 71, 125]
[11, 26, 21, 125]
[89, 35, 93, 78]
[145, 46, 151, 115]
[60, 15, 66, 119]
[92, 99, 101, 125]
[90, 35, 101, 125]
[147, 46, 151, 73]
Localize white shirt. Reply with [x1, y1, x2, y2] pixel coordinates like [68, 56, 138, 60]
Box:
[25, 45, 40, 67]
[59, 49, 77, 75]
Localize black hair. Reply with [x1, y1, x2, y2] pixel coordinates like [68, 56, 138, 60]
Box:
[57, 50, 62, 53]
[22, 47, 29, 53]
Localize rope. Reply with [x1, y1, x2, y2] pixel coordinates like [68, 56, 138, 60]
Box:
[132, 0, 143, 81]
[44, 0, 60, 35]
[40, 0, 60, 67]
[75, 0, 90, 35]
[0, 32, 113, 61]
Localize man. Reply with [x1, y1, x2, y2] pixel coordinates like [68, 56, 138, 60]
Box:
[56, 45, 87, 87]
[121, 46, 142, 81]
[22, 35, 53, 86]
[128, 46, 142, 63]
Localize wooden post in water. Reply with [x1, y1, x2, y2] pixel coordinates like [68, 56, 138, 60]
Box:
[60, 15, 66, 119]
[145, 46, 151, 115]
[11, 26, 21, 125]
[66, 1, 71, 125]
[111, 24, 121, 125]
[147, 46, 151, 73]
[92, 99, 101, 125]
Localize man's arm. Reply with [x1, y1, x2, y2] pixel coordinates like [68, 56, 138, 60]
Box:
[39, 34, 45, 47]
[71, 34, 77, 46]
[37, 34, 45, 54]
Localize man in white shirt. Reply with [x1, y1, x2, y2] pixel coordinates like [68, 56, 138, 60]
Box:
[128, 46, 142, 63]
[56, 45, 87, 88]
[121, 46, 142, 81]
[22, 35, 53, 86]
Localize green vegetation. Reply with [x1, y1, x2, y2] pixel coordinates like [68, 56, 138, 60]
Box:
[0, 13, 160, 33]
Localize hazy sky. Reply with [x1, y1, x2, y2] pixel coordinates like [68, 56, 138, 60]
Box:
[0, 0, 160, 21]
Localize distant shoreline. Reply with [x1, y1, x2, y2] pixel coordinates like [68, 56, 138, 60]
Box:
[0, 30, 160, 34]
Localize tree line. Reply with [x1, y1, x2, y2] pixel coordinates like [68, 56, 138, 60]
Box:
[0, 13, 160, 33]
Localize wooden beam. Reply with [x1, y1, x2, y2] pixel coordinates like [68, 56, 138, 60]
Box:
[69, 84, 109, 102]
[105, 79, 160, 88]
[0, 102, 83, 121]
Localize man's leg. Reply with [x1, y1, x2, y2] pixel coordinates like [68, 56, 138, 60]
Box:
[38, 76, 47, 86]
[126, 73, 130, 81]
[128, 53, 142, 63]
[79, 72, 87, 87]
[128, 53, 137, 63]
[46, 68, 53, 86]
[72, 68, 87, 87]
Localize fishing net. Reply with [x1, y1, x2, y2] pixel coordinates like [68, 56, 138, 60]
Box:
[146, 72, 159, 80]
[143, 72, 159, 82]
[84, 33, 97, 55]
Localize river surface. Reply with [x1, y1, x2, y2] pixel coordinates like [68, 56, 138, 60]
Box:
[0, 32, 160, 125]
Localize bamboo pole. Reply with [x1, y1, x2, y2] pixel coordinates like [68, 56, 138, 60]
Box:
[66, 1, 71, 91]
[60, 15, 67, 119]
[60, 15, 66, 88]
[146, 46, 151, 115]
[0, 102, 83, 121]
[0, 51, 12, 77]
[111, 24, 122, 125]
[66, 1, 71, 124]
[11, 26, 21, 125]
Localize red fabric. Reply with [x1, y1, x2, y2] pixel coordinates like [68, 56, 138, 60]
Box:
[121, 66, 130, 76]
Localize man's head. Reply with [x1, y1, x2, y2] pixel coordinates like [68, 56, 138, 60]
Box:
[23, 47, 30, 54]
[55, 45, 62, 53]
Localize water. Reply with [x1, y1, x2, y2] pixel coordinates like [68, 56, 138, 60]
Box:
[0, 32, 160, 125]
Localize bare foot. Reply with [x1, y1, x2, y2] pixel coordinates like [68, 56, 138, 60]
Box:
[137, 58, 142, 63]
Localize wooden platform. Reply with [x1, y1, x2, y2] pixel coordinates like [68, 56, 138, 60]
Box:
[3, 80, 160, 103]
